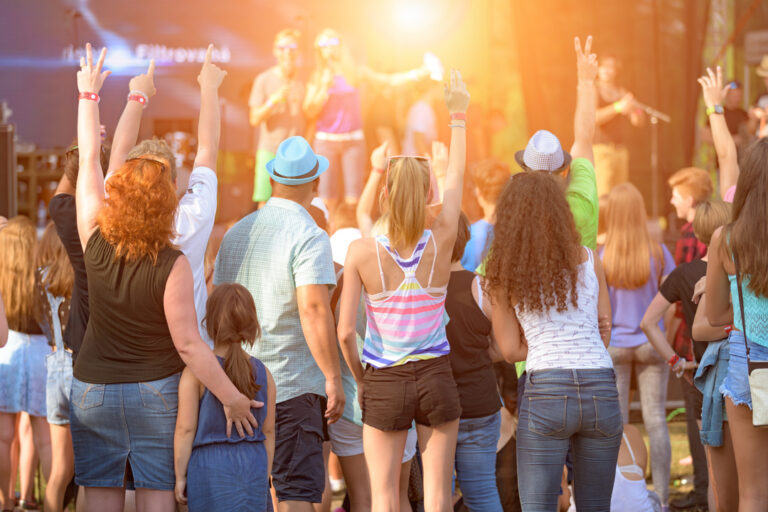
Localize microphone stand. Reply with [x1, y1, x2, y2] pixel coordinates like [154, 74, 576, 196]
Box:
[634, 100, 671, 220]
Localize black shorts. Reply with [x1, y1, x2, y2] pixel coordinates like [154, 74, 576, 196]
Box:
[272, 393, 328, 503]
[362, 355, 462, 431]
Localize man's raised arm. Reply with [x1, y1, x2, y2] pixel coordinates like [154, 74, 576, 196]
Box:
[570, 36, 598, 164]
[194, 44, 227, 171]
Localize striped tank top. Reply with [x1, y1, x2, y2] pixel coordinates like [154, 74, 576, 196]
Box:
[362, 230, 450, 368]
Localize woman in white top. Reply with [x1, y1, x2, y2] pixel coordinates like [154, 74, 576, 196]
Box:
[486, 171, 620, 511]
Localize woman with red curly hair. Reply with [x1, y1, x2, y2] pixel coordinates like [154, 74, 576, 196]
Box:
[70, 44, 260, 512]
[485, 171, 619, 511]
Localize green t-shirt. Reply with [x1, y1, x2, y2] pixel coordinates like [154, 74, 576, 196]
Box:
[565, 157, 599, 250]
[476, 158, 598, 374]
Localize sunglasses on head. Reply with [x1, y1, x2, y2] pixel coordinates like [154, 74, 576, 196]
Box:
[276, 42, 298, 51]
[317, 37, 340, 48]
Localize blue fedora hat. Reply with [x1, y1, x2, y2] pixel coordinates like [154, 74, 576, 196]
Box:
[266, 136, 329, 185]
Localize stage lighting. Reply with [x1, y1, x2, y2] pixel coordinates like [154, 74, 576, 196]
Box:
[393, 0, 433, 33]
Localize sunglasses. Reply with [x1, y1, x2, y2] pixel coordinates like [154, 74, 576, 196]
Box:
[126, 157, 169, 175]
[316, 37, 340, 48]
[275, 43, 298, 51]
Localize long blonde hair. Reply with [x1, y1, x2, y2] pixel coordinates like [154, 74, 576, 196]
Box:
[381, 158, 431, 248]
[0, 216, 40, 332]
[603, 183, 662, 289]
[309, 28, 358, 89]
[35, 222, 74, 299]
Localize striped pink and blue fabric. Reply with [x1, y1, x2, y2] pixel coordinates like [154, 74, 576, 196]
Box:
[362, 230, 450, 368]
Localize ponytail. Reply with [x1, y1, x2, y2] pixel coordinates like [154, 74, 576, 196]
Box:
[224, 343, 259, 398]
[204, 283, 262, 398]
[385, 158, 431, 248]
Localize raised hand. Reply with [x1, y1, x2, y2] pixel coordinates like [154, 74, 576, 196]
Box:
[77, 43, 111, 94]
[197, 44, 227, 90]
[698, 66, 728, 109]
[574, 35, 598, 83]
[370, 140, 389, 171]
[129, 59, 157, 99]
[444, 69, 470, 114]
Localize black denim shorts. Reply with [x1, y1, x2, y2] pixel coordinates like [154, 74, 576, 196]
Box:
[272, 393, 328, 503]
[362, 355, 462, 431]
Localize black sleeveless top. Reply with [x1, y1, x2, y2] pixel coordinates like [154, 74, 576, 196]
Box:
[445, 270, 502, 418]
[73, 229, 184, 384]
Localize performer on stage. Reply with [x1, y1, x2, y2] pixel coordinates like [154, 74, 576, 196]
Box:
[249, 29, 306, 206]
[303, 28, 429, 210]
[749, 55, 768, 139]
[594, 54, 645, 196]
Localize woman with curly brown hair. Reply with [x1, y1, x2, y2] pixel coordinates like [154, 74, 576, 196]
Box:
[70, 44, 260, 512]
[0, 216, 52, 512]
[486, 171, 619, 511]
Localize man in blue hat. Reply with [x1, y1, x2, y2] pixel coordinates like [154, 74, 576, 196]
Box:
[214, 135, 344, 510]
[514, 36, 599, 251]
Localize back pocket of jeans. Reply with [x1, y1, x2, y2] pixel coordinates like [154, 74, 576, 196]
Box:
[139, 377, 179, 413]
[593, 396, 622, 436]
[73, 382, 105, 410]
[526, 396, 568, 435]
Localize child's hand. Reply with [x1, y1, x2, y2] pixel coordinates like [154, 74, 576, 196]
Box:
[175, 477, 187, 504]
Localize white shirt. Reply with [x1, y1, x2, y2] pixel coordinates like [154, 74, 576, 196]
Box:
[330, 227, 362, 265]
[402, 100, 437, 156]
[516, 248, 613, 372]
[172, 166, 217, 347]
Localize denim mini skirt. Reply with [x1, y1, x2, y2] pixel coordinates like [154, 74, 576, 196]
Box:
[69, 372, 181, 490]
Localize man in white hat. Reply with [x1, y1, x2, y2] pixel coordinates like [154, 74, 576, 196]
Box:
[514, 36, 600, 250]
[214, 135, 344, 510]
[749, 55, 768, 139]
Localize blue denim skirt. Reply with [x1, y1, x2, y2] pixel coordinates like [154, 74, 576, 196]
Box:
[69, 372, 180, 490]
[720, 330, 768, 409]
[0, 330, 49, 417]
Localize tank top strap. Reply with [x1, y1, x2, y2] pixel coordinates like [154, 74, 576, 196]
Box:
[618, 432, 645, 477]
[426, 230, 438, 287]
[377, 231, 431, 277]
[473, 275, 484, 313]
[584, 246, 593, 265]
[374, 236, 388, 290]
[40, 267, 66, 352]
[251, 356, 267, 392]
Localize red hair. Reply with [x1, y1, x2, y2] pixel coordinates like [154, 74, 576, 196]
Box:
[98, 158, 178, 263]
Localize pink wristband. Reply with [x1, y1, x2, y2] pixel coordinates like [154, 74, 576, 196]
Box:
[127, 93, 148, 107]
[450, 112, 466, 121]
[78, 92, 99, 103]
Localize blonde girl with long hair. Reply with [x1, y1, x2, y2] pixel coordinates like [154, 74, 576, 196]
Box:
[337, 70, 469, 512]
[303, 28, 430, 209]
[0, 216, 53, 511]
[599, 182, 676, 508]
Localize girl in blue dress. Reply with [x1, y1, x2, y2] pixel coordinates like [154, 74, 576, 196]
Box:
[174, 283, 276, 511]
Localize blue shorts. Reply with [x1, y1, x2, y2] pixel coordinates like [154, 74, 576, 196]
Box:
[46, 349, 73, 425]
[70, 372, 180, 490]
[720, 330, 768, 409]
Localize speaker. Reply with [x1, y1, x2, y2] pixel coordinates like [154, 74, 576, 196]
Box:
[0, 124, 16, 218]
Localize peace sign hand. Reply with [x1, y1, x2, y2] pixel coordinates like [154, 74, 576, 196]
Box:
[697, 66, 729, 110]
[77, 43, 111, 94]
[575, 35, 598, 83]
[129, 59, 157, 99]
[197, 44, 227, 90]
[444, 69, 470, 114]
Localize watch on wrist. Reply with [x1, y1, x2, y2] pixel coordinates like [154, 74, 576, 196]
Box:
[706, 104, 724, 116]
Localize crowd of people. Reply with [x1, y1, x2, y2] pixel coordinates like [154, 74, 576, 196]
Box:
[0, 25, 768, 512]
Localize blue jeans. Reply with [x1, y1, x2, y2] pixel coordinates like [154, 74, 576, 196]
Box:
[517, 369, 622, 512]
[455, 411, 502, 512]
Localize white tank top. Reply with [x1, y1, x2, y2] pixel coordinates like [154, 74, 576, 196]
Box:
[610, 433, 659, 512]
[516, 247, 613, 372]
